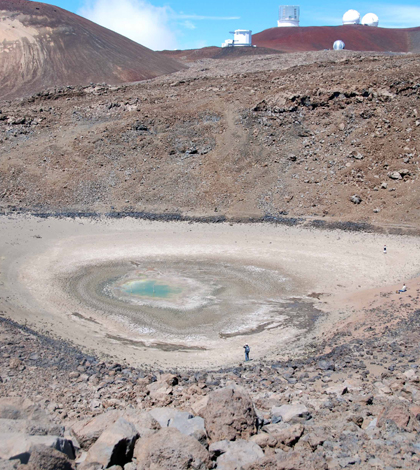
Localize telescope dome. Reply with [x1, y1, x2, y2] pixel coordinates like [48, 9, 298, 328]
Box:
[333, 40, 345, 50]
[362, 13, 379, 27]
[343, 9, 361, 25]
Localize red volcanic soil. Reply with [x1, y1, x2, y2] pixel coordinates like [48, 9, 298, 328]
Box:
[253, 25, 420, 53]
[0, 0, 185, 100]
[159, 46, 283, 63]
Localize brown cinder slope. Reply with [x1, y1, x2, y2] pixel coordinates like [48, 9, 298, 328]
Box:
[253, 25, 420, 53]
[0, 0, 185, 100]
[158, 46, 284, 63]
[1, 51, 420, 227]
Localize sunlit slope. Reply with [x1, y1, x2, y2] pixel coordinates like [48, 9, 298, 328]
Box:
[0, 0, 185, 99]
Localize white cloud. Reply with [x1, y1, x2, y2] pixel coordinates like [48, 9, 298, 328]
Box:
[181, 20, 196, 30]
[78, 0, 178, 50]
[78, 1, 242, 50]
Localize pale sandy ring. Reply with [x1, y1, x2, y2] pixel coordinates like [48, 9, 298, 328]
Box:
[1, 216, 420, 368]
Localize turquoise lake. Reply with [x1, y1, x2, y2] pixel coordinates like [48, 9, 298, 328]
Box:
[120, 279, 182, 298]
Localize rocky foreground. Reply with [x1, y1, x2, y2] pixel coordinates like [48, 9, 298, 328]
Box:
[1, 296, 420, 470]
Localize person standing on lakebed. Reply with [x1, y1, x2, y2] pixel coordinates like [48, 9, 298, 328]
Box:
[244, 344, 250, 361]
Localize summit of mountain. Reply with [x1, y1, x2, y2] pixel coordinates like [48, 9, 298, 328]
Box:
[0, 0, 185, 100]
[253, 24, 420, 53]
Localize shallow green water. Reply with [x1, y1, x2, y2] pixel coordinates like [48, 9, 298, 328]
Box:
[120, 279, 182, 298]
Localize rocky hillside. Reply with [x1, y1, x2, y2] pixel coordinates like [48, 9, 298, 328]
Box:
[0, 50, 419, 227]
[1, 283, 420, 469]
[0, 0, 185, 100]
[253, 25, 420, 53]
[158, 46, 284, 63]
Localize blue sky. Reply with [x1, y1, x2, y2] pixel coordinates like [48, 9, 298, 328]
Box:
[34, 0, 420, 50]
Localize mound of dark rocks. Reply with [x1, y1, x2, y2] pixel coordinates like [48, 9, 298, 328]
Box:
[1, 312, 420, 469]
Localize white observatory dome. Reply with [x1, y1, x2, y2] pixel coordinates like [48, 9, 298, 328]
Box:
[342, 9, 361, 25]
[362, 13, 379, 27]
[333, 40, 345, 50]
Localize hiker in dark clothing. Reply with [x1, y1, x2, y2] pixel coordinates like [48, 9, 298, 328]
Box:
[244, 344, 250, 361]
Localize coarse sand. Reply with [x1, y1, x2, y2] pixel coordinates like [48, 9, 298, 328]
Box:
[1, 215, 419, 369]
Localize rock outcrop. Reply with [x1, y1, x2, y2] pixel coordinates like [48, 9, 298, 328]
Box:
[200, 385, 257, 443]
[133, 427, 211, 470]
[1, 308, 420, 468]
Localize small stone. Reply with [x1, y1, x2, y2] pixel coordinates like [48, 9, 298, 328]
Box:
[271, 404, 311, 423]
[388, 171, 402, 180]
[9, 359, 22, 369]
[348, 150, 363, 160]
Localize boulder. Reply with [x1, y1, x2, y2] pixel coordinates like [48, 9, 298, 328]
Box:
[71, 410, 121, 449]
[209, 440, 264, 470]
[146, 374, 178, 404]
[409, 404, 420, 420]
[168, 412, 206, 444]
[245, 450, 321, 470]
[0, 398, 36, 420]
[0, 419, 27, 435]
[146, 381, 173, 403]
[0, 434, 74, 464]
[249, 433, 278, 449]
[148, 408, 178, 428]
[403, 369, 417, 379]
[0, 460, 20, 470]
[26, 445, 74, 470]
[200, 385, 257, 442]
[271, 405, 311, 424]
[297, 426, 330, 451]
[85, 418, 138, 468]
[158, 374, 179, 386]
[191, 396, 209, 416]
[124, 462, 137, 470]
[77, 463, 104, 470]
[325, 383, 348, 396]
[123, 464, 137, 470]
[122, 408, 160, 438]
[260, 423, 304, 447]
[133, 427, 211, 470]
[0, 418, 63, 438]
[374, 381, 392, 396]
[0, 398, 49, 423]
[377, 402, 418, 431]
